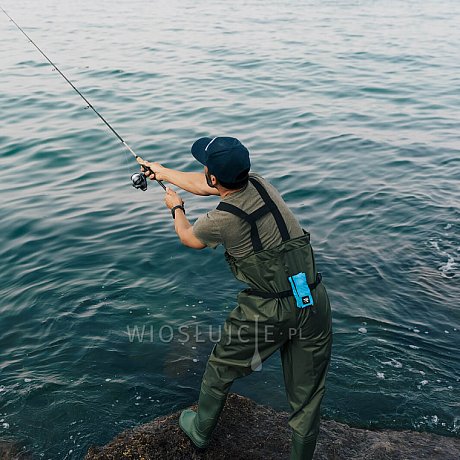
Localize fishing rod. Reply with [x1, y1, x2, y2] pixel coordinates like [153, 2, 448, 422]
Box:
[1, 6, 165, 192]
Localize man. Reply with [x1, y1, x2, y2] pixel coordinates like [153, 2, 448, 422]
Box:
[137, 137, 332, 460]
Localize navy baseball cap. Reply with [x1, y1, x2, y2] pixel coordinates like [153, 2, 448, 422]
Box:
[191, 136, 251, 184]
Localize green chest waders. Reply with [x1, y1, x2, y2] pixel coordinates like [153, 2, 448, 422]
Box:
[179, 178, 332, 459]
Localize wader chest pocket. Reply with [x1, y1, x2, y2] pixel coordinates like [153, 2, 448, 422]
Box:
[288, 272, 314, 308]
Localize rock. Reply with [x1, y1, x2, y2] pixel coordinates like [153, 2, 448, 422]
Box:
[0, 441, 31, 460]
[85, 394, 460, 460]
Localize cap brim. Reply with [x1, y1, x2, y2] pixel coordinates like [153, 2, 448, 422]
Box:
[191, 137, 213, 165]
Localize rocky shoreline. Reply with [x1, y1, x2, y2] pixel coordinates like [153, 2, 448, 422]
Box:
[84, 393, 459, 460]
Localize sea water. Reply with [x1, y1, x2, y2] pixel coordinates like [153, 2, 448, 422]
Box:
[0, 0, 459, 457]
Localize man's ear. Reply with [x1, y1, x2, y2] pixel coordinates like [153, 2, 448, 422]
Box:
[210, 174, 218, 187]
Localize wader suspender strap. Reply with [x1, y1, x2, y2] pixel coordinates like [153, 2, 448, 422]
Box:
[248, 178, 291, 242]
[216, 177, 290, 252]
[215, 202, 266, 252]
[216, 177, 322, 298]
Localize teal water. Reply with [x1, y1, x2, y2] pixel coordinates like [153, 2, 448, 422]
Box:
[1, 0, 459, 457]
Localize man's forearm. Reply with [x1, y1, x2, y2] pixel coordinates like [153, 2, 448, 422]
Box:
[174, 208, 192, 237]
[173, 209, 206, 249]
[160, 168, 216, 196]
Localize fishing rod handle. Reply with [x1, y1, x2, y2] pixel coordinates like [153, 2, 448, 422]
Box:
[140, 164, 166, 190]
[134, 154, 166, 190]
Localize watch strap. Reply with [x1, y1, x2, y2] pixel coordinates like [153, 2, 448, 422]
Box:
[171, 205, 185, 219]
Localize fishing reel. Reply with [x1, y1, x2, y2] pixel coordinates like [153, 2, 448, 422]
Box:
[131, 164, 166, 191]
[131, 163, 154, 191]
[131, 172, 148, 191]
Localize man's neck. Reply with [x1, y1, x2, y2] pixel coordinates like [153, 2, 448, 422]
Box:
[219, 187, 244, 199]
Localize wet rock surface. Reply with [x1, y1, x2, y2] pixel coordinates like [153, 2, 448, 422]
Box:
[84, 394, 459, 459]
[0, 441, 31, 460]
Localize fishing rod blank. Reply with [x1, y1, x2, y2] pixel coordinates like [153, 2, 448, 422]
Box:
[1, 6, 165, 191]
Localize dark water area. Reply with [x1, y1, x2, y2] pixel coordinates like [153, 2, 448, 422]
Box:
[0, 0, 459, 457]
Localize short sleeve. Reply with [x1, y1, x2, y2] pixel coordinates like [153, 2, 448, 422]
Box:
[192, 212, 223, 249]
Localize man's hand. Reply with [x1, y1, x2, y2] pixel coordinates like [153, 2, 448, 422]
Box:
[164, 187, 184, 210]
[136, 157, 165, 181]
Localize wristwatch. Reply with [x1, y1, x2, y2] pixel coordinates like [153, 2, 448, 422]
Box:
[171, 204, 185, 219]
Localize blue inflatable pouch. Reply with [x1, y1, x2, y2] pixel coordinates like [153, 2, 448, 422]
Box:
[288, 272, 314, 308]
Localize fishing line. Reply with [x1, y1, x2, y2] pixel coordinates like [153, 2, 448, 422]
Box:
[1, 5, 165, 191]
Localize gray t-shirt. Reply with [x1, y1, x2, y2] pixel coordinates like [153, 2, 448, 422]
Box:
[193, 173, 304, 258]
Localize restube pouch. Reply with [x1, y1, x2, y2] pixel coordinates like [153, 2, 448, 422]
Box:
[288, 272, 314, 308]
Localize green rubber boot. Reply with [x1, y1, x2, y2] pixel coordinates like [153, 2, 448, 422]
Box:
[179, 386, 227, 449]
[290, 433, 318, 460]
